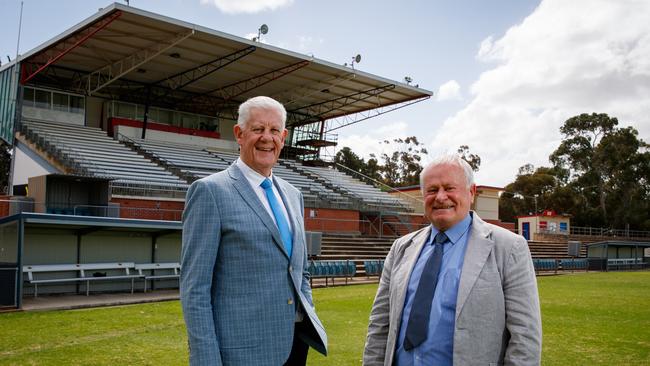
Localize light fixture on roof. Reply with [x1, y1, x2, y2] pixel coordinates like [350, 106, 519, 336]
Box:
[169, 52, 181, 59]
[404, 76, 413, 85]
[253, 24, 269, 42]
[345, 54, 361, 69]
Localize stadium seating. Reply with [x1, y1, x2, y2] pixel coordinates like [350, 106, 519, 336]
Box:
[533, 258, 558, 274]
[307, 259, 356, 286]
[364, 260, 385, 277]
[20, 119, 188, 196]
[297, 164, 411, 212]
[559, 258, 589, 272]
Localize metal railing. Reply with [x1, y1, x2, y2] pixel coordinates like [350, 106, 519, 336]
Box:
[333, 163, 422, 212]
[536, 224, 650, 239]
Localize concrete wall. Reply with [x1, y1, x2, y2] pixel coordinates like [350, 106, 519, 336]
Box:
[12, 142, 60, 186]
[21, 227, 181, 295]
[22, 106, 84, 125]
[86, 96, 104, 129]
[114, 124, 238, 151]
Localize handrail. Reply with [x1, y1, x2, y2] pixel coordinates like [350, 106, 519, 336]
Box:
[333, 162, 423, 206]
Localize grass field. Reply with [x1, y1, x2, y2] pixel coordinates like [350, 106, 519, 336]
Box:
[1, 272, 649, 365]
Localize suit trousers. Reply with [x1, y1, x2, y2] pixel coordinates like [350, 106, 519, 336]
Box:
[284, 322, 310, 366]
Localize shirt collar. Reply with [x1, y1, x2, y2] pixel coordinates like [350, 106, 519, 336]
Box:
[428, 213, 473, 246]
[236, 158, 273, 187]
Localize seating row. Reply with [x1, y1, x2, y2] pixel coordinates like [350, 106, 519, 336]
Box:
[364, 260, 385, 277]
[22, 262, 180, 296]
[532, 258, 589, 274]
[307, 260, 356, 286]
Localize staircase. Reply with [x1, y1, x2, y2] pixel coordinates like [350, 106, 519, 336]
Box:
[314, 235, 394, 276]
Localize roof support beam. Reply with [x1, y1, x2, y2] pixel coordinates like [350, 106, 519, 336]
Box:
[21, 11, 122, 85]
[286, 84, 396, 127]
[83, 29, 194, 95]
[324, 95, 430, 132]
[207, 59, 310, 100]
[177, 60, 310, 112]
[157, 46, 256, 90]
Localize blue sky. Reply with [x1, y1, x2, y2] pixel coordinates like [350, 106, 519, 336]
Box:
[1, 0, 648, 186]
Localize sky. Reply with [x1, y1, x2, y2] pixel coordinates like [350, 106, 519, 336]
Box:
[1, 0, 648, 187]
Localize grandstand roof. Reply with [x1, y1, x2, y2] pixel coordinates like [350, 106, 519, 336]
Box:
[14, 2, 432, 131]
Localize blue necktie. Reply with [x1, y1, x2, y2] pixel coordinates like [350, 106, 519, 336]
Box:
[260, 178, 293, 258]
[404, 231, 448, 351]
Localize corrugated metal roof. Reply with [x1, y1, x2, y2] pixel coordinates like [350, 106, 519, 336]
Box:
[17, 3, 431, 131]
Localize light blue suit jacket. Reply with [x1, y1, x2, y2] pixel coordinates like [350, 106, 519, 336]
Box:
[180, 164, 327, 365]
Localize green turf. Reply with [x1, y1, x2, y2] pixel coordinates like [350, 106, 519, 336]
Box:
[0, 272, 649, 365]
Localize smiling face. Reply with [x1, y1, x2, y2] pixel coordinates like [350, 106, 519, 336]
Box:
[234, 107, 287, 177]
[422, 163, 476, 231]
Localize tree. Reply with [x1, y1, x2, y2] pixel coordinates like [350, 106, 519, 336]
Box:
[546, 113, 650, 229]
[378, 136, 428, 187]
[0, 141, 11, 194]
[457, 145, 481, 172]
[499, 164, 567, 223]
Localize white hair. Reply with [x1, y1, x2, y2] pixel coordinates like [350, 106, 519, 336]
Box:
[420, 154, 475, 192]
[237, 96, 287, 130]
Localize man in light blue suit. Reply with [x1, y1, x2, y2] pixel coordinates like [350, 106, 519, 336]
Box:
[181, 96, 327, 365]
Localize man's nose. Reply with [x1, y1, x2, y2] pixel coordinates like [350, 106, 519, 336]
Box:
[434, 189, 448, 201]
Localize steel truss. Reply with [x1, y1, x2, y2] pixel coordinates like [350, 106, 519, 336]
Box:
[156, 46, 256, 91]
[324, 95, 431, 133]
[20, 11, 123, 85]
[286, 84, 396, 127]
[82, 29, 195, 95]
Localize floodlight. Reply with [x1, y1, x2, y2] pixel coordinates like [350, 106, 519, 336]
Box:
[404, 76, 413, 84]
[346, 54, 362, 69]
[254, 24, 269, 42]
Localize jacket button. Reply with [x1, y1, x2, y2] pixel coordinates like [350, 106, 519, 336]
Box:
[288, 299, 294, 305]
[289, 266, 293, 272]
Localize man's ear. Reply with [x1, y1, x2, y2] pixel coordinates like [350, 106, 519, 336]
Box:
[469, 184, 477, 203]
[233, 124, 242, 144]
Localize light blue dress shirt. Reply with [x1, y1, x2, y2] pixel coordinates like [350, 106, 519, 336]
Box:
[395, 214, 473, 366]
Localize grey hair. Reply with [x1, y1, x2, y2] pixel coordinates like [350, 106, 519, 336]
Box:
[237, 96, 287, 130]
[420, 154, 475, 192]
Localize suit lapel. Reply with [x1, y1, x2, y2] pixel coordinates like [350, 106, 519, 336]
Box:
[455, 214, 494, 319]
[392, 227, 431, 324]
[227, 165, 288, 258]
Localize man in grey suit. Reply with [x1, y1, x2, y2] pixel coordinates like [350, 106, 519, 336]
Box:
[363, 154, 541, 366]
[181, 96, 327, 365]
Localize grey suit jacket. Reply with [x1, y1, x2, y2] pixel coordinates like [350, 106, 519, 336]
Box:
[363, 213, 541, 366]
[180, 164, 327, 366]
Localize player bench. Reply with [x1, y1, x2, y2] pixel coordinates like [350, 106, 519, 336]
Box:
[134, 262, 181, 292]
[23, 262, 141, 297]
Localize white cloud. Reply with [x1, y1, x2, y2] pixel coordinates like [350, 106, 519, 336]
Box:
[436, 80, 461, 101]
[201, 0, 293, 14]
[431, 0, 650, 187]
[337, 121, 410, 160]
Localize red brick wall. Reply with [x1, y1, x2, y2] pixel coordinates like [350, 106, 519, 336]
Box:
[0, 195, 10, 217]
[111, 199, 363, 233]
[110, 198, 185, 221]
[304, 208, 360, 233]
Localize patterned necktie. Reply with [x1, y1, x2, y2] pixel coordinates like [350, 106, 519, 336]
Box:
[260, 178, 293, 258]
[404, 231, 448, 351]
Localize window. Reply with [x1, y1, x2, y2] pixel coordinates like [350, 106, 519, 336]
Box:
[53, 93, 69, 112]
[69, 95, 84, 114]
[23, 87, 35, 107]
[35, 89, 50, 109]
